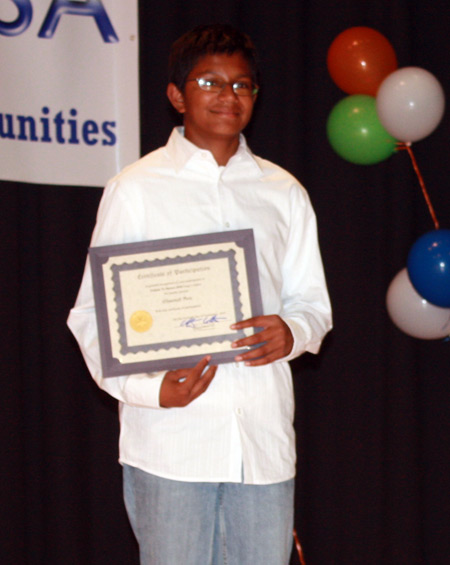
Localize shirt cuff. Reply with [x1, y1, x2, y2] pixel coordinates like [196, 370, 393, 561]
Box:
[279, 317, 309, 362]
[119, 371, 166, 409]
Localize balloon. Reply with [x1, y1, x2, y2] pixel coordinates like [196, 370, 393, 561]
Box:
[376, 67, 445, 142]
[327, 95, 397, 164]
[407, 229, 450, 307]
[327, 27, 398, 96]
[386, 268, 450, 339]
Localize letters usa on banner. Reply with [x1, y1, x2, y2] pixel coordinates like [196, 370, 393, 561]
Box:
[0, 1, 139, 187]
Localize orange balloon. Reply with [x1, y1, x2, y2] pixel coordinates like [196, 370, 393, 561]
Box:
[327, 27, 398, 96]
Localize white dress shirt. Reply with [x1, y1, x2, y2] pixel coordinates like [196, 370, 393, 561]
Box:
[67, 127, 332, 485]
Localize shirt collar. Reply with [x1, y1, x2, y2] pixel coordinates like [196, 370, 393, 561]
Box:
[166, 126, 262, 176]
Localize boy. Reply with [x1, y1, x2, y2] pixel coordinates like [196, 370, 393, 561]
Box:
[68, 23, 332, 564]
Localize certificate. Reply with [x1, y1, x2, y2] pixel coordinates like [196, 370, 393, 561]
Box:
[89, 229, 263, 376]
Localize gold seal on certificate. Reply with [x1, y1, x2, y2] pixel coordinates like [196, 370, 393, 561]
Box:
[130, 311, 153, 333]
[89, 230, 263, 377]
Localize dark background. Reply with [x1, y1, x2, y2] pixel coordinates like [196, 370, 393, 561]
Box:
[2, 1, 449, 564]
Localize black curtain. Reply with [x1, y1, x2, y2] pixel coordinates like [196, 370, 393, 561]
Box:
[2, 1, 450, 563]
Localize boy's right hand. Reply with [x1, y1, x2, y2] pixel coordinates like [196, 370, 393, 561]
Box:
[159, 356, 217, 408]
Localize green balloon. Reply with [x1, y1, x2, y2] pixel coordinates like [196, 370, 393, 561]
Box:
[327, 94, 397, 165]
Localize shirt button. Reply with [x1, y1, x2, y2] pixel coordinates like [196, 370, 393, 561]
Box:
[236, 408, 242, 415]
[225, 222, 230, 228]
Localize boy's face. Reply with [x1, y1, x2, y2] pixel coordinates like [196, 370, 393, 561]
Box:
[168, 52, 257, 150]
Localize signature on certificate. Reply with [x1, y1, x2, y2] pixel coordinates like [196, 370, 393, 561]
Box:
[180, 314, 227, 329]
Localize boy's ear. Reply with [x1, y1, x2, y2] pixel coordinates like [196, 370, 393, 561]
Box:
[167, 83, 186, 114]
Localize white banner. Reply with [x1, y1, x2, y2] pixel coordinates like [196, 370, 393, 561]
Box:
[0, 0, 139, 187]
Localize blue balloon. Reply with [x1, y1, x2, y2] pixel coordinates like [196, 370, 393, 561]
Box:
[407, 229, 450, 307]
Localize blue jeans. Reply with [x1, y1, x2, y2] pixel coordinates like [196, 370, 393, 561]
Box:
[123, 464, 294, 565]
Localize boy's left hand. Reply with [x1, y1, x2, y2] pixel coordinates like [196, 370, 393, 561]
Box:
[230, 315, 293, 366]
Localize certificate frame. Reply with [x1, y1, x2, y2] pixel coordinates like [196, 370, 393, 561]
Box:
[89, 229, 263, 377]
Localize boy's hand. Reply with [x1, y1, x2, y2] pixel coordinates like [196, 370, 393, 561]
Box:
[231, 315, 294, 366]
[160, 356, 217, 408]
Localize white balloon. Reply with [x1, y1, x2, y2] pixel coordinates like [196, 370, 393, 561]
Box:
[386, 268, 450, 339]
[376, 67, 445, 142]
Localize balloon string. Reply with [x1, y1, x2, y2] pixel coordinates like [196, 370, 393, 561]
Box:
[396, 142, 440, 230]
[293, 528, 307, 565]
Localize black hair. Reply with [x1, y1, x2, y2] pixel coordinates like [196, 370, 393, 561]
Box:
[168, 23, 260, 91]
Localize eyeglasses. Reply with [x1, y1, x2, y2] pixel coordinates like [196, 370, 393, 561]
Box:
[186, 77, 259, 96]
